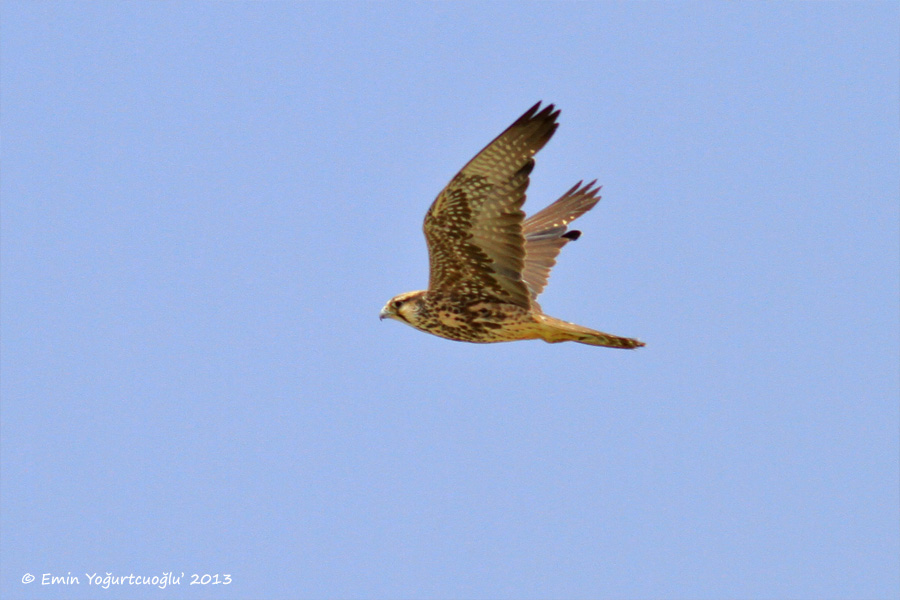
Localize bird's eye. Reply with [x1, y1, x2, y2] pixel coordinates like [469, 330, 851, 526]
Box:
[392, 300, 403, 309]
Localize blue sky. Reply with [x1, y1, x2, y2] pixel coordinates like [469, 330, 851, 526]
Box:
[2, 2, 898, 599]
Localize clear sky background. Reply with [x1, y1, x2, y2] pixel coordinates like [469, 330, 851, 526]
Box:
[2, 2, 898, 599]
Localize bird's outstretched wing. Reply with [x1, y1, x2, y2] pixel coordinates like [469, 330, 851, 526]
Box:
[424, 102, 559, 308]
[522, 180, 602, 302]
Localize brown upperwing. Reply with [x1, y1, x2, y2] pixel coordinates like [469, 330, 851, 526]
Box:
[423, 102, 559, 307]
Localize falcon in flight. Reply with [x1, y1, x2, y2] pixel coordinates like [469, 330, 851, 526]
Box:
[380, 102, 644, 349]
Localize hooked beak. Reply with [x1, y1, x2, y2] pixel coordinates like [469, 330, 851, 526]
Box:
[379, 306, 392, 321]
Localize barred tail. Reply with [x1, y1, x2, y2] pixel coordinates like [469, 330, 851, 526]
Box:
[537, 315, 645, 349]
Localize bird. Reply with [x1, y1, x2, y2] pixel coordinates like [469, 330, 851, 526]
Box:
[380, 102, 644, 349]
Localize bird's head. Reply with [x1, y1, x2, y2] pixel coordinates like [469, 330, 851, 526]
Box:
[380, 291, 427, 327]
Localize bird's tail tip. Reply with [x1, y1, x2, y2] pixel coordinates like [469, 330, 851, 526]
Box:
[538, 315, 645, 349]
